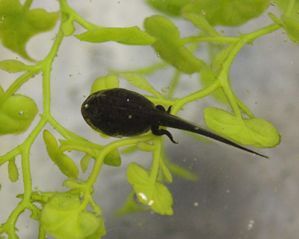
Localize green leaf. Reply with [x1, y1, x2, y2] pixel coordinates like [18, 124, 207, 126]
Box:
[8, 158, 19, 182]
[121, 73, 161, 97]
[274, 0, 299, 43]
[80, 154, 91, 172]
[91, 75, 119, 93]
[127, 163, 173, 215]
[62, 19, 75, 36]
[182, 12, 219, 36]
[56, 154, 79, 178]
[0, 0, 59, 59]
[159, 158, 173, 183]
[63, 179, 84, 190]
[43, 130, 79, 178]
[41, 193, 105, 239]
[0, 94, 38, 135]
[85, 220, 106, 239]
[204, 107, 281, 148]
[281, 15, 299, 43]
[75, 26, 155, 45]
[144, 15, 205, 74]
[183, 0, 270, 26]
[164, 158, 198, 181]
[147, 0, 191, 16]
[61, 15, 75, 36]
[103, 149, 121, 167]
[43, 130, 59, 161]
[116, 192, 147, 216]
[0, 60, 31, 73]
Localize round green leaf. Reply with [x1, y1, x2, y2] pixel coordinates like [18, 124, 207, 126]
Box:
[204, 107, 280, 148]
[147, 0, 191, 16]
[62, 19, 75, 36]
[144, 15, 204, 73]
[0, 0, 58, 59]
[26, 9, 58, 31]
[103, 149, 121, 167]
[127, 163, 173, 215]
[91, 75, 119, 93]
[121, 73, 161, 97]
[0, 94, 38, 135]
[183, 0, 270, 26]
[85, 218, 106, 239]
[41, 193, 104, 239]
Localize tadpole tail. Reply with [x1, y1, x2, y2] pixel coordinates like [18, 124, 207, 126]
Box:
[157, 113, 268, 159]
[189, 126, 268, 158]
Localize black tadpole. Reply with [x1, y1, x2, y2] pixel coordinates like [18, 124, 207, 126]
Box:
[81, 88, 268, 159]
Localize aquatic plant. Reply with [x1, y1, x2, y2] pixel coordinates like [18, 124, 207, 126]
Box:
[1, 0, 297, 238]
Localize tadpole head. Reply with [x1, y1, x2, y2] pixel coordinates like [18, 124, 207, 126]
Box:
[81, 93, 101, 129]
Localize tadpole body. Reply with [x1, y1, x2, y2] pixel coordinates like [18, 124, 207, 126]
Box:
[81, 88, 267, 158]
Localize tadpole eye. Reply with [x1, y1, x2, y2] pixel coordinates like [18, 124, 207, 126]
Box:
[81, 98, 93, 120]
[155, 105, 166, 112]
[83, 103, 89, 109]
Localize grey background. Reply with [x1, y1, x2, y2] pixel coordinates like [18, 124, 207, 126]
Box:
[0, 1, 298, 238]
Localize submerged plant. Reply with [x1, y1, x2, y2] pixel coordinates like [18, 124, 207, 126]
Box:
[0, 0, 297, 238]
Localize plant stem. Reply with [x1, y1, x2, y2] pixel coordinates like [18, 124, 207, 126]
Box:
[0, 71, 38, 104]
[2, 3, 69, 237]
[173, 80, 220, 114]
[23, 0, 33, 10]
[167, 70, 181, 99]
[181, 36, 238, 45]
[150, 138, 162, 183]
[41, 29, 65, 115]
[59, 0, 99, 30]
[0, 146, 22, 166]
[218, 23, 280, 117]
[86, 135, 152, 188]
[4, 117, 47, 238]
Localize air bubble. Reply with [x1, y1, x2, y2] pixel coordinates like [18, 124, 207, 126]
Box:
[138, 192, 147, 201]
[247, 220, 255, 230]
